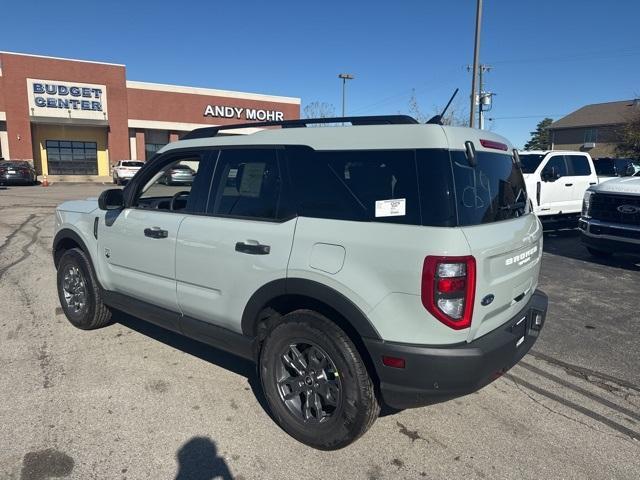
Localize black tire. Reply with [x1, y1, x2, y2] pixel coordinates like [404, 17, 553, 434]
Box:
[587, 247, 613, 258]
[112, 175, 117, 184]
[259, 310, 379, 450]
[56, 248, 112, 330]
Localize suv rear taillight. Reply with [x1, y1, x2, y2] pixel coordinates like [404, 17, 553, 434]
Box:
[421, 255, 476, 330]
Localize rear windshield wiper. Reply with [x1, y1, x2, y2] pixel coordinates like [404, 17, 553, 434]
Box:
[500, 201, 526, 212]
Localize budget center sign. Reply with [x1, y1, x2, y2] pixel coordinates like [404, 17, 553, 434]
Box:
[27, 78, 108, 121]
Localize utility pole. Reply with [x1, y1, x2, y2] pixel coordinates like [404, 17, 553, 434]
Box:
[338, 73, 354, 117]
[469, 0, 483, 128]
[478, 65, 492, 130]
[467, 63, 493, 129]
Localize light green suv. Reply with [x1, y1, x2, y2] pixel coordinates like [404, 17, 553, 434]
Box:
[53, 115, 548, 450]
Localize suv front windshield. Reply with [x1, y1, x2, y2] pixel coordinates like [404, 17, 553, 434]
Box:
[519, 154, 545, 173]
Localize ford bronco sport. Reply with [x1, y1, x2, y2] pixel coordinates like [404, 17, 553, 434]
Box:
[53, 115, 548, 450]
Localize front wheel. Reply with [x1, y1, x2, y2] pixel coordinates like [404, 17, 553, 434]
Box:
[259, 310, 379, 450]
[57, 248, 112, 330]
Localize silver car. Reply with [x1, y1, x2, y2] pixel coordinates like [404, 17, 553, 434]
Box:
[161, 164, 195, 185]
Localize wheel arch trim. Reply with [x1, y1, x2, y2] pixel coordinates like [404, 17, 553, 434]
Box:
[52, 228, 92, 268]
[241, 278, 382, 341]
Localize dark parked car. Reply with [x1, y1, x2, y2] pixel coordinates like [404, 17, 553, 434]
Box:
[0, 161, 37, 185]
[161, 164, 195, 185]
[593, 157, 640, 178]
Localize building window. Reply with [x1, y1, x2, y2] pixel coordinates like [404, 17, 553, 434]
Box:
[46, 140, 98, 175]
[144, 129, 169, 160]
[145, 143, 166, 160]
[584, 128, 598, 143]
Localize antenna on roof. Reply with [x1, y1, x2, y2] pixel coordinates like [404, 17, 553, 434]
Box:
[426, 88, 459, 125]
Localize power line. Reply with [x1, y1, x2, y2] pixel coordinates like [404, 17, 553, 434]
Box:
[487, 114, 566, 120]
[349, 65, 463, 115]
[490, 48, 640, 66]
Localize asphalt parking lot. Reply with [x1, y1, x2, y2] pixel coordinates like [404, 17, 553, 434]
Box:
[1, 184, 638, 480]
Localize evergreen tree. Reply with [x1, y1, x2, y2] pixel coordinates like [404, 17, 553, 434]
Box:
[524, 118, 553, 150]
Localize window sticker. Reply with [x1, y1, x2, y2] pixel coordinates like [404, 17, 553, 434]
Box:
[239, 162, 266, 198]
[375, 198, 406, 217]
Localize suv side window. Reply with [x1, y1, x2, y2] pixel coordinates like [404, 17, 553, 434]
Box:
[567, 155, 591, 176]
[206, 148, 291, 221]
[287, 148, 421, 225]
[542, 155, 568, 178]
[132, 151, 215, 213]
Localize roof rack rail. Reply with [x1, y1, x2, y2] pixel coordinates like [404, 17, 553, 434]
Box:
[182, 115, 419, 140]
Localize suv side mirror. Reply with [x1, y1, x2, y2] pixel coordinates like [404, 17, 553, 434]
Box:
[98, 189, 124, 210]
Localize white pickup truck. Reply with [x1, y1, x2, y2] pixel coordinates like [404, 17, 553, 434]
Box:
[580, 176, 640, 257]
[519, 150, 598, 220]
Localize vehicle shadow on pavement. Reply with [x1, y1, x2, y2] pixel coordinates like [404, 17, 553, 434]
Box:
[113, 312, 274, 421]
[175, 436, 234, 480]
[542, 227, 640, 272]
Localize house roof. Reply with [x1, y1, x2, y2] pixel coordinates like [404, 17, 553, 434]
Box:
[550, 99, 640, 129]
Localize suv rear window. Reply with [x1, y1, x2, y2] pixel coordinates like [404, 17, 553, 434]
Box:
[288, 148, 528, 227]
[288, 148, 424, 225]
[122, 161, 144, 167]
[450, 151, 529, 226]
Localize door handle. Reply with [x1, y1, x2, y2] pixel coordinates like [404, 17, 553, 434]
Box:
[589, 182, 597, 185]
[144, 227, 168, 239]
[564, 183, 573, 187]
[235, 241, 270, 255]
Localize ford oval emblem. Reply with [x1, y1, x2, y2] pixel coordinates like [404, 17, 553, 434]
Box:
[617, 204, 640, 214]
[481, 294, 495, 306]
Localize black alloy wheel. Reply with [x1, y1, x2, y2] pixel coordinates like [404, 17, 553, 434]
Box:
[276, 341, 342, 423]
[56, 248, 112, 330]
[260, 310, 379, 450]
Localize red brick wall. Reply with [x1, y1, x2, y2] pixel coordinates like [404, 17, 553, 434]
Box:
[0, 52, 300, 163]
[127, 88, 300, 125]
[0, 53, 129, 161]
[0, 74, 5, 112]
[135, 130, 145, 161]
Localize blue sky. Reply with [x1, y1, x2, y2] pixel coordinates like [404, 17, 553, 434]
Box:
[1, 0, 639, 147]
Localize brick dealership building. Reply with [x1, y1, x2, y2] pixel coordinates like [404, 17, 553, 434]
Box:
[0, 51, 300, 178]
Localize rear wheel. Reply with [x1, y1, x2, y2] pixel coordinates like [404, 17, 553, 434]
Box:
[259, 310, 379, 450]
[587, 247, 613, 258]
[56, 248, 112, 330]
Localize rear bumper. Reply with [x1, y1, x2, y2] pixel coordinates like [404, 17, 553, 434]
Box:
[364, 290, 548, 409]
[0, 174, 33, 184]
[116, 172, 137, 178]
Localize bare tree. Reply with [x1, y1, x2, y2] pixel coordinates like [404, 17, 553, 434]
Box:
[408, 89, 429, 123]
[303, 101, 336, 119]
[616, 110, 640, 159]
[408, 89, 469, 126]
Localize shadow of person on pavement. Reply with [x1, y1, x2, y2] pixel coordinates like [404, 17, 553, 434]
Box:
[175, 436, 233, 480]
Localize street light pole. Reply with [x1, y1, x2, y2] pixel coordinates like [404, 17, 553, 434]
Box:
[469, 0, 483, 128]
[338, 73, 354, 117]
